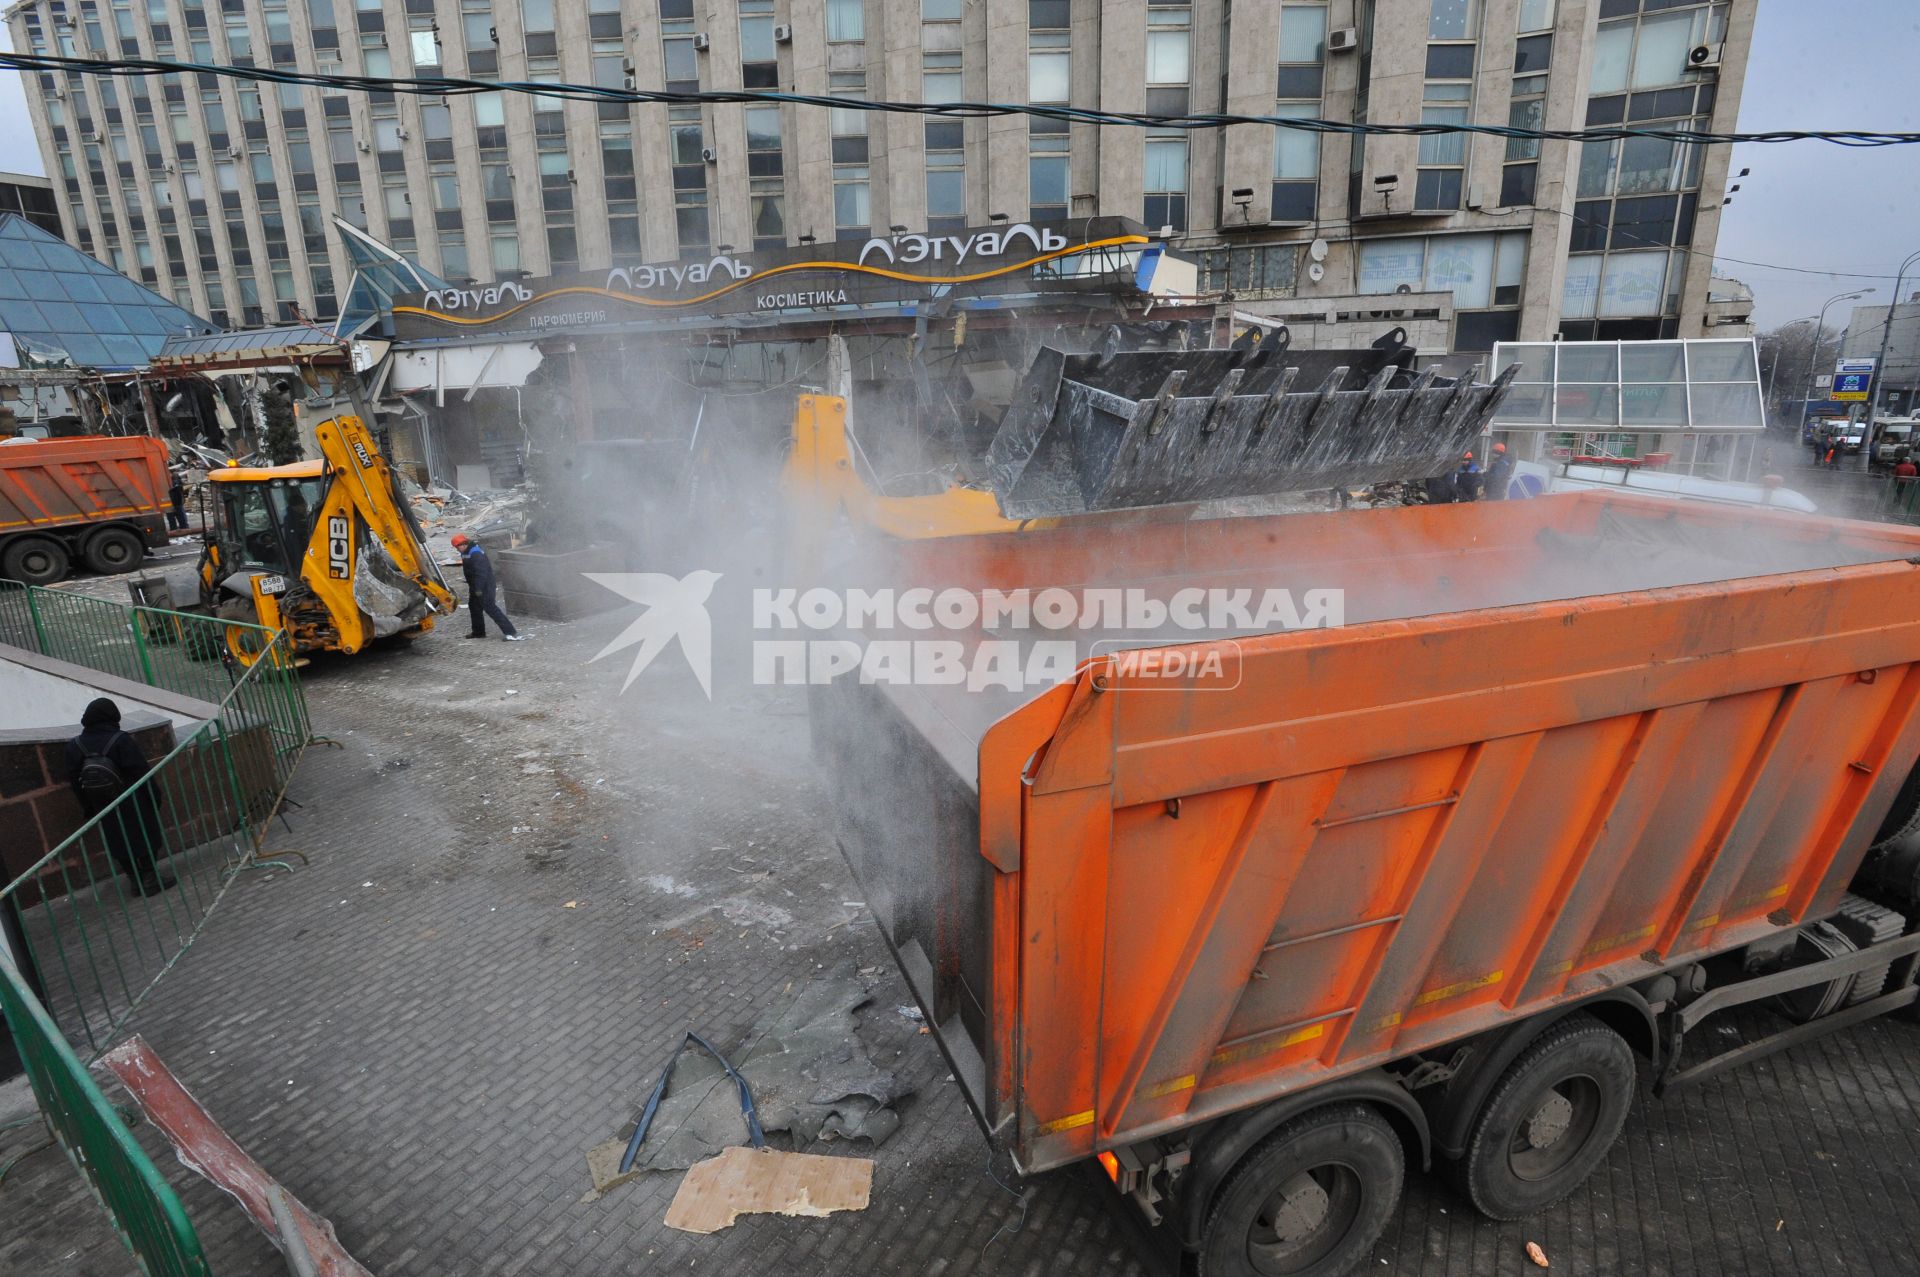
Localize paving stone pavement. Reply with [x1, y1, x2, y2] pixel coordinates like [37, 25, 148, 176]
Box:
[7, 598, 1920, 1277]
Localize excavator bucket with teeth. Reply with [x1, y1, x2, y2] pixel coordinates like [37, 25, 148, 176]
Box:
[983, 329, 1518, 518]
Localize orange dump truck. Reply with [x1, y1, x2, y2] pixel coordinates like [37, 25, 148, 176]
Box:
[811, 490, 1920, 1276]
[0, 435, 171, 584]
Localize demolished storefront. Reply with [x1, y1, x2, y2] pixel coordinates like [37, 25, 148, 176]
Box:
[382, 217, 1209, 499]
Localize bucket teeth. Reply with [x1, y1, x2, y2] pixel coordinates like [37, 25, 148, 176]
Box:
[984, 344, 1513, 518]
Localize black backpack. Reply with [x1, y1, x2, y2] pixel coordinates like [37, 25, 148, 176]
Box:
[76, 733, 129, 806]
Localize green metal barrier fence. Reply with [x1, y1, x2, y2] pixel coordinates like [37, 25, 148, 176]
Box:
[0, 948, 210, 1277]
[0, 580, 312, 1274]
[0, 580, 278, 710]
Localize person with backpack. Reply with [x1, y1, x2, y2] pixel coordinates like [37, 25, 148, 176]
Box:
[64, 698, 175, 896]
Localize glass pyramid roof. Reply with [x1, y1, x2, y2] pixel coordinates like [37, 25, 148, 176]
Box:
[334, 217, 449, 340]
[0, 213, 217, 370]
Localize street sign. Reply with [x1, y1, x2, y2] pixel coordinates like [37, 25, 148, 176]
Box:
[1834, 371, 1873, 402]
[1836, 357, 1877, 375]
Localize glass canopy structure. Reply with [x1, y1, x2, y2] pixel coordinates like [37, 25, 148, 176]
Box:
[0, 214, 216, 370]
[1491, 339, 1767, 433]
[334, 217, 449, 340]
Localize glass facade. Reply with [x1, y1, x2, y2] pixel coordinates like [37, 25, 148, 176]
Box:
[0, 213, 214, 368]
[4, 0, 1746, 357]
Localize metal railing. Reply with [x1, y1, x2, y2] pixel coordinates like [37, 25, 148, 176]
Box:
[0, 581, 312, 1274]
[0, 581, 276, 709]
[0, 948, 210, 1277]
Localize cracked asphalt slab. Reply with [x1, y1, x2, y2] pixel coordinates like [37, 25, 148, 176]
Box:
[6, 592, 1920, 1275]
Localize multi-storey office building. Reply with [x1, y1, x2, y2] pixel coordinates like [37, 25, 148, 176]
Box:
[8, 0, 1752, 353]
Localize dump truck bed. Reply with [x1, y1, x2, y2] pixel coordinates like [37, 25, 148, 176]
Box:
[0, 435, 169, 536]
[810, 493, 1920, 1172]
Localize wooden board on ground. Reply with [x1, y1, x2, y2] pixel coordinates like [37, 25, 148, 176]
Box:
[663, 1146, 872, 1235]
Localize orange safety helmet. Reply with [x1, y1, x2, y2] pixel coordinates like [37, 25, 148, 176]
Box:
[450, 533, 471, 548]
[1463, 451, 1474, 461]
[1493, 442, 1507, 454]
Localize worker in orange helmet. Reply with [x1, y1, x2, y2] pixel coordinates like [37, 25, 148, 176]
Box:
[451, 533, 528, 641]
[1485, 440, 1516, 500]
[1455, 450, 1484, 502]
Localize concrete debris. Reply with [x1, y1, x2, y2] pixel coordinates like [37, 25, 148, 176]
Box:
[584, 962, 910, 1197]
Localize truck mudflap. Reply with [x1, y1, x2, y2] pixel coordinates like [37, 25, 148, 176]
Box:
[983, 332, 1518, 518]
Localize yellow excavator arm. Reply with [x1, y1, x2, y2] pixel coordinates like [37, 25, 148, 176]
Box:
[308, 414, 458, 652]
[202, 414, 456, 660]
[781, 394, 1048, 575]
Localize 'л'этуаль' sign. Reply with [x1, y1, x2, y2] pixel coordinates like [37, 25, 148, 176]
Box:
[390, 217, 1155, 339]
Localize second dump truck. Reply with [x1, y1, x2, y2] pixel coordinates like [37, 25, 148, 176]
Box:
[804, 403, 1920, 1274]
[0, 434, 172, 584]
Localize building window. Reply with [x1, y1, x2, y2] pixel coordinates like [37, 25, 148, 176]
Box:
[522, 0, 555, 34]
[1359, 231, 1528, 350]
[435, 234, 466, 280]
[1569, 62, 1705, 322]
[834, 167, 870, 240]
[409, 26, 439, 70]
[740, 0, 778, 90]
[1416, 13, 1473, 220]
[662, 2, 699, 92]
[1030, 119, 1068, 221]
[1519, 0, 1555, 31]
[1501, 56, 1548, 207]
[461, 0, 495, 72]
[827, 0, 863, 43]
[746, 103, 785, 250]
[1199, 245, 1298, 299]
[1144, 4, 1190, 114]
[1271, 105, 1318, 222]
[1029, 33, 1069, 105]
[831, 73, 870, 239]
[923, 51, 961, 104]
[1271, 4, 1325, 223]
[671, 105, 709, 256]
[1276, 3, 1326, 99]
[923, 0, 961, 20]
[490, 232, 519, 272]
[1429, 0, 1476, 40]
[1145, 9, 1188, 82]
[926, 120, 965, 233]
[1143, 135, 1187, 232]
[1592, 5, 1724, 96]
[586, 0, 622, 38]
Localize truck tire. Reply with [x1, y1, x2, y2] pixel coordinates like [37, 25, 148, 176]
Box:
[1454, 1012, 1633, 1221]
[82, 525, 145, 575]
[1197, 1103, 1403, 1277]
[1871, 760, 1920, 848]
[1, 535, 71, 586]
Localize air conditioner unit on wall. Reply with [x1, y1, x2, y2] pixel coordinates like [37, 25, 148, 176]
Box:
[774, 24, 793, 43]
[1688, 42, 1723, 70]
[1327, 28, 1359, 54]
[692, 33, 710, 51]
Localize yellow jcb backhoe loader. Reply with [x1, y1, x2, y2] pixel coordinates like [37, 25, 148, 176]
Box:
[197, 413, 457, 664]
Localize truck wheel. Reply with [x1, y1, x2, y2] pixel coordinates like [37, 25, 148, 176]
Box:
[1, 536, 71, 586]
[82, 526, 145, 575]
[1198, 1104, 1403, 1277]
[1455, 1012, 1634, 1221]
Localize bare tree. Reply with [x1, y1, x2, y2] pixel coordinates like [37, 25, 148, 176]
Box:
[1758, 321, 1842, 421]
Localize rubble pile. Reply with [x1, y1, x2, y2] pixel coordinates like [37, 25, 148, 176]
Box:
[402, 474, 534, 565]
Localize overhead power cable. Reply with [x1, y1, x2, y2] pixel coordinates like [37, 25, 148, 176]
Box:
[7, 51, 1920, 148]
